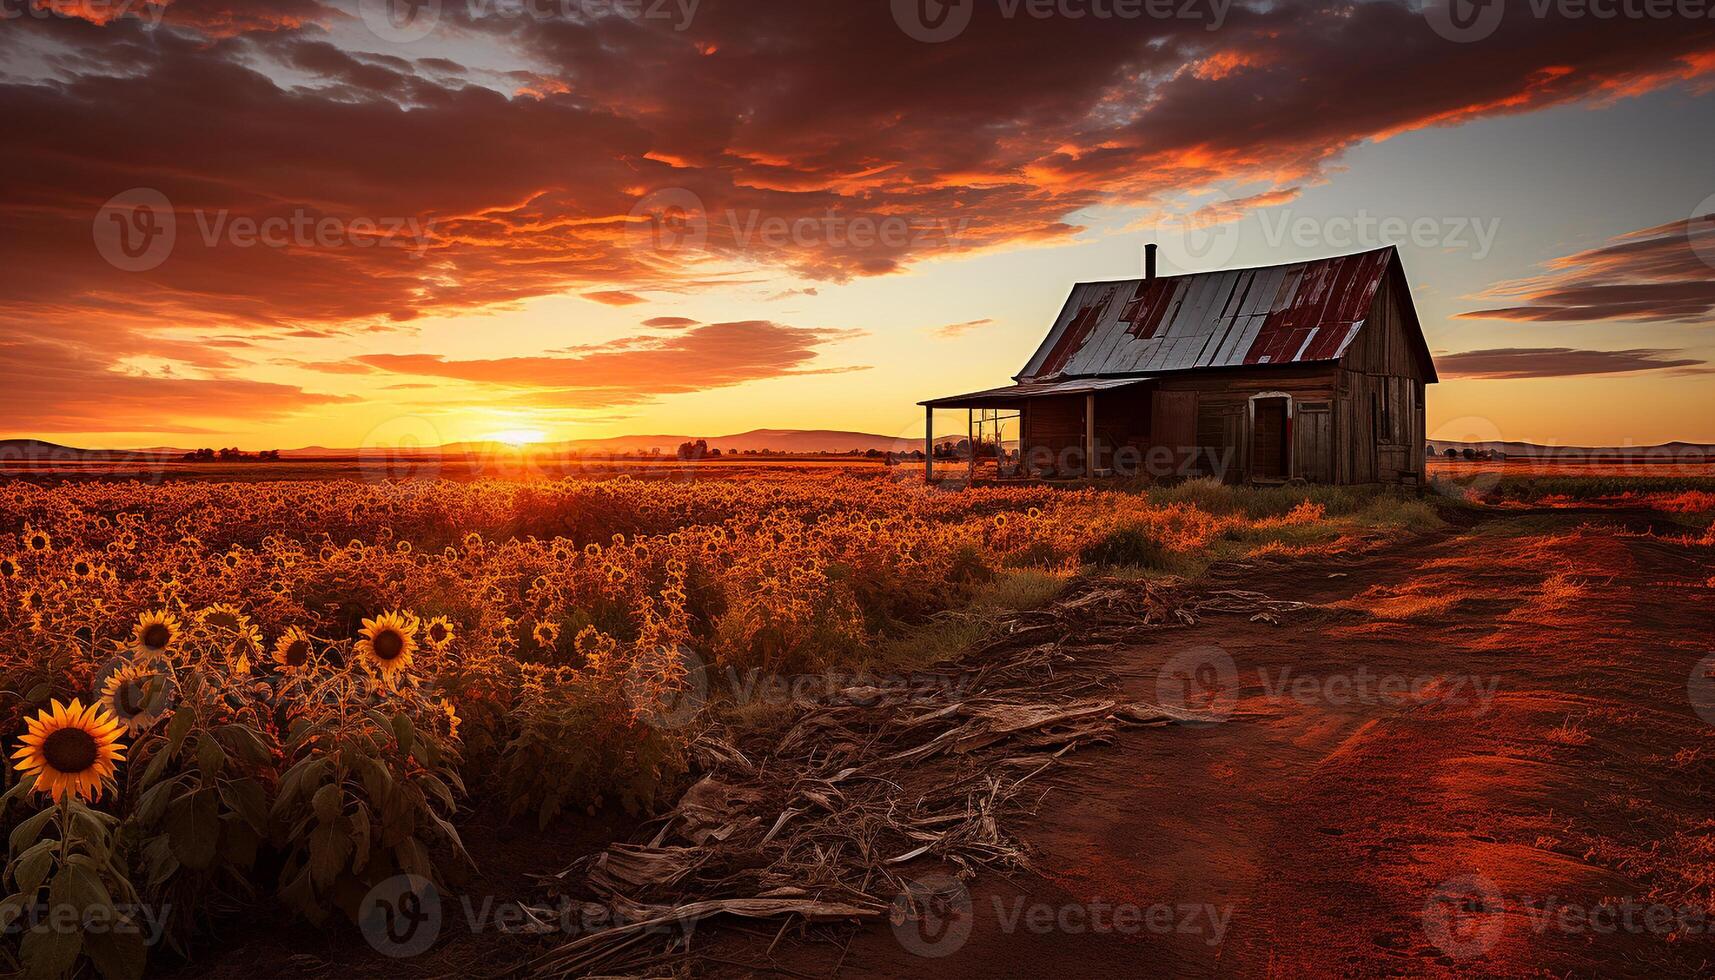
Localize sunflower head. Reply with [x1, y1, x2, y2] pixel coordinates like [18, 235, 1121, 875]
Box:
[272, 627, 316, 673]
[131, 609, 181, 658]
[424, 616, 455, 651]
[197, 602, 252, 635]
[356, 610, 418, 686]
[100, 665, 171, 733]
[12, 699, 126, 802]
[22, 527, 50, 553]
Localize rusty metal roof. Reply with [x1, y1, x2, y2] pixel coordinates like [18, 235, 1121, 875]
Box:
[920, 376, 1151, 409]
[1018, 246, 1413, 381]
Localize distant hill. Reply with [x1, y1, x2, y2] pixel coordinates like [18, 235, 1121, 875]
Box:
[1428, 440, 1715, 457]
[0, 439, 170, 461]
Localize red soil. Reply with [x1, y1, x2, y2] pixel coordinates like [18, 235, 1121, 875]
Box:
[758, 507, 1715, 978]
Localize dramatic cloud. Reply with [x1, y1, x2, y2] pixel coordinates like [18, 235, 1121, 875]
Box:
[1460, 216, 1715, 323]
[3, 1, 1713, 434]
[353, 319, 865, 407]
[1438, 347, 1711, 379]
[0, 337, 352, 433]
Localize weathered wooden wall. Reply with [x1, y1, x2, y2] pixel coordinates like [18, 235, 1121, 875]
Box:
[1013, 272, 1433, 486]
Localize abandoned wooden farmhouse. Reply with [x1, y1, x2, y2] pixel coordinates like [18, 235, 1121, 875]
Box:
[921, 244, 1438, 486]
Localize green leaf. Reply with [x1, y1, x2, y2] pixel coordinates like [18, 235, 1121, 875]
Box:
[166, 790, 219, 871]
[311, 784, 343, 824]
[50, 862, 112, 917]
[133, 781, 174, 828]
[165, 710, 196, 757]
[390, 713, 414, 755]
[19, 918, 81, 980]
[307, 821, 352, 890]
[217, 725, 273, 766]
[13, 840, 56, 896]
[194, 735, 225, 779]
[218, 779, 269, 834]
[9, 808, 56, 856]
[138, 747, 172, 791]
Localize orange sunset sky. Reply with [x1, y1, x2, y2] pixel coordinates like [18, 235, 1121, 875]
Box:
[3, 0, 1714, 449]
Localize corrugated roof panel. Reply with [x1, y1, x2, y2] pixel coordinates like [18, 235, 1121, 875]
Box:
[1015, 246, 1399, 381]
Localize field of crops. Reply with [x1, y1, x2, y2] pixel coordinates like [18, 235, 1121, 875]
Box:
[0, 472, 1445, 977]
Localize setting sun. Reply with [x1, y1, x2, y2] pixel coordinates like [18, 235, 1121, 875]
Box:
[485, 428, 548, 447]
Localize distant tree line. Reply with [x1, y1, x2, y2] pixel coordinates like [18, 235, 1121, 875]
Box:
[1426, 444, 1506, 461]
[182, 448, 281, 462]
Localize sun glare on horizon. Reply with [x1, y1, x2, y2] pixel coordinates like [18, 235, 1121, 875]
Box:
[485, 428, 548, 446]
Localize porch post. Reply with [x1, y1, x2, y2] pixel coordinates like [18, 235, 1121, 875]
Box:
[1084, 392, 1097, 476]
[924, 406, 934, 482]
[968, 410, 976, 483]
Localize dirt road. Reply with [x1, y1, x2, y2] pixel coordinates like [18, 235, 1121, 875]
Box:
[773, 508, 1715, 978]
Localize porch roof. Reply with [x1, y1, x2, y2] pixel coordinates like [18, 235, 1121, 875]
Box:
[919, 375, 1152, 409]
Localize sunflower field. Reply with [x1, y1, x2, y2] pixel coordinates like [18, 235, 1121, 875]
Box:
[0, 472, 1417, 977]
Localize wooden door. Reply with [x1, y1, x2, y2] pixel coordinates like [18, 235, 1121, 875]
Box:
[1294, 401, 1332, 482]
[1250, 398, 1288, 481]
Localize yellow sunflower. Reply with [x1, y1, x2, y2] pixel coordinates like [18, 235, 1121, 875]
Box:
[21, 527, 50, 553]
[272, 626, 315, 673]
[0, 554, 21, 580]
[423, 616, 455, 651]
[12, 699, 126, 802]
[100, 664, 170, 733]
[131, 609, 181, 658]
[356, 610, 418, 686]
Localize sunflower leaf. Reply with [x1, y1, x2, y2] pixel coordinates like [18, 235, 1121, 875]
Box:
[8, 808, 56, 856]
[166, 791, 219, 871]
[19, 916, 82, 980]
[13, 840, 56, 896]
[165, 710, 196, 757]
